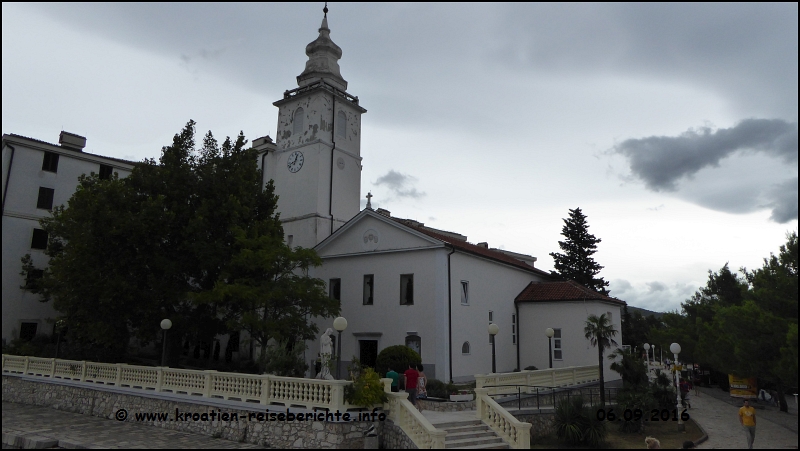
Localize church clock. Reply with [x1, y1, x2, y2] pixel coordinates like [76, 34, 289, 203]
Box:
[287, 151, 304, 173]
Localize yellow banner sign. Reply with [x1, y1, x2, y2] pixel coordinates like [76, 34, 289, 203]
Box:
[729, 375, 757, 398]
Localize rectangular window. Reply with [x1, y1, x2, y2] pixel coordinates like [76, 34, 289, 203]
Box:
[25, 269, 44, 289]
[20, 322, 38, 341]
[37, 187, 55, 210]
[329, 278, 341, 301]
[42, 152, 59, 173]
[553, 328, 563, 360]
[512, 314, 516, 345]
[31, 228, 48, 250]
[363, 274, 374, 305]
[400, 274, 414, 305]
[99, 164, 113, 180]
[460, 281, 469, 305]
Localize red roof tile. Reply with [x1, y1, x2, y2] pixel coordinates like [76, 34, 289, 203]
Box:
[392, 218, 552, 277]
[515, 280, 625, 305]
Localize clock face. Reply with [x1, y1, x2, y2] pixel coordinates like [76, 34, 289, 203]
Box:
[337, 157, 345, 170]
[287, 151, 304, 173]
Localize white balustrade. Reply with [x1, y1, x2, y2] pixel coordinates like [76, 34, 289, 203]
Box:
[384, 391, 446, 449]
[475, 388, 531, 449]
[475, 365, 599, 396]
[2, 354, 354, 412]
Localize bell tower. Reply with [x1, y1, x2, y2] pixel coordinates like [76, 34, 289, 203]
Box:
[263, 6, 366, 249]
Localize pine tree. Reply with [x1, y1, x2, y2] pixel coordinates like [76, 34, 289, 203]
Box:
[549, 208, 609, 294]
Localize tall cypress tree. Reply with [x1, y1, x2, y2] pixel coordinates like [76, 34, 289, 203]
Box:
[549, 207, 610, 294]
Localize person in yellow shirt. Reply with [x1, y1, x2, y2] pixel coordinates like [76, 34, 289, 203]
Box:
[738, 399, 757, 449]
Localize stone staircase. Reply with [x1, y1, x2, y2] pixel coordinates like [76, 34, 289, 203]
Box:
[434, 419, 509, 449]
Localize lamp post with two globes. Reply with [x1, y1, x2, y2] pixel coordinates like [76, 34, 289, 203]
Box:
[671, 342, 685, 432]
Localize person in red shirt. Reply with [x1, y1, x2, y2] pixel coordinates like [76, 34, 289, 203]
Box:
[404, 363, 420, 409]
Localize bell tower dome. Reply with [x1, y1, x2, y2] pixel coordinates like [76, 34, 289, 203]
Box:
[263, 5, 367, 249]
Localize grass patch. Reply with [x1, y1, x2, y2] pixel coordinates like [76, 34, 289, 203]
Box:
[532, 419, 703, 449]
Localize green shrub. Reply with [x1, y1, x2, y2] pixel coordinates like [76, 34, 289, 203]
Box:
[553, 395, 606, 447]
[262, 341, 307, 377]
[524, 365, 539, 371]
[426, 379, 457, 398]
[375, 345, 421, 377]
[616, 387, 656, 433]
[651, 370, 677, 410]
[344, 367, 388, 407]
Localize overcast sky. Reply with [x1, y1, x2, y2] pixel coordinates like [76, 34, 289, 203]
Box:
[3, 3, 797, 313]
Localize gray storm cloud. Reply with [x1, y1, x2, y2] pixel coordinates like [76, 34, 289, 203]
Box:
[374, 170, 426, 199]
[615, 118, 798, 223]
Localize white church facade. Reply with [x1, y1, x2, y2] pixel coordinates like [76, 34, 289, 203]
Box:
[1, 8, 623, 383]
[258, 10, 625, 383]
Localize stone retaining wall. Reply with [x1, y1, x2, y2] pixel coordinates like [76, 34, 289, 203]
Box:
[416, 398, 476, 412]
[514, 411, 557, 442]
[377, 419, 418, 449]
[2, 375, 372, 449]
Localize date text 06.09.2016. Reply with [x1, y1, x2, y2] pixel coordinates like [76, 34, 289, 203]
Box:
[596, 408, 690, 422]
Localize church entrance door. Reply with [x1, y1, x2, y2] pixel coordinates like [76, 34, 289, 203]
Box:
[359, 340, 378, 369]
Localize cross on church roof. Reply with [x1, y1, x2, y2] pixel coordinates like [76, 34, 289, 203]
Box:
[366, 192, 373, 210]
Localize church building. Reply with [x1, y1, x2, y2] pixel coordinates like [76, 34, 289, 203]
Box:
[256, 9, 625, 383]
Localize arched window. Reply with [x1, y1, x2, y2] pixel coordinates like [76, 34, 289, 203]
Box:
[461, 342, 470, 355]
[293, 108, 305, 136]
[336, 110, 347, 138]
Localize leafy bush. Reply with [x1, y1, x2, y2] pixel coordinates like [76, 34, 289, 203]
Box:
[344, 367, 388, 407]
[553, 395, 606, 447]
[616, 387, 656, 433]
[426, 379, 457, 398]
[375, 345, 421, 377]
[262, 341, 307, 377]
[652, 370, 677, 410]
[524, 365, 539, 371]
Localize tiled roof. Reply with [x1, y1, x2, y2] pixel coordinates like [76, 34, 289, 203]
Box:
[3, 134, 138, 166]
[392, 217, 551, 277]
[515, 280, 625, 305]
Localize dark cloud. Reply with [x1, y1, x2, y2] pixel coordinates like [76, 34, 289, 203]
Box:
[766, 177, 799, 223]
[614, 119, 798, 223]
[373, 170, 426, 199]
[615, 119, 797, 191]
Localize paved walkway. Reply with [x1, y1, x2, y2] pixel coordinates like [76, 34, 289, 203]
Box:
[1, 402, 261, 449]
[689, 386, 797, 449]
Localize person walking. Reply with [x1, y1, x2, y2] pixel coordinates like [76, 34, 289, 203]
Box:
[403, 363, 420, 409]
[738, 399, 757, 449]
[386, 367, 399, 393]
[416, 364, 428, 399]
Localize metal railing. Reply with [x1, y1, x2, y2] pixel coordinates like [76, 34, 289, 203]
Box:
[482, 384, 621, 412]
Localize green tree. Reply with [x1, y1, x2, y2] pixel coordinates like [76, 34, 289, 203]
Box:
[21, 120, 336, 366]
[550, 208, 609, 294]
[201, 226, 339, 372]
[584, 313, 618, 407]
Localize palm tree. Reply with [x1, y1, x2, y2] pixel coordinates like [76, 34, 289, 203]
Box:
[584, 313, 619, 407]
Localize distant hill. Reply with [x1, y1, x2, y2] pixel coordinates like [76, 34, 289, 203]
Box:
[627, 305, 666, 320]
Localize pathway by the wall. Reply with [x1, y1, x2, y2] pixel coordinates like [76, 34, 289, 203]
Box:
[690, 386, 797, 449]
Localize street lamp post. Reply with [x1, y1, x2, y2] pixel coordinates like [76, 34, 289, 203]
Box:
[670, 342, 684, 432]
[160, 319, 172, 367]
[333, 317, 348, 380]
[545, 328, 554, 369]
[488, 323, 499, 373]
[643, 343, 651, 374]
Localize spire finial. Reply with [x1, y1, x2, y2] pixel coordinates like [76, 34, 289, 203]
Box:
[323, 2, 328, 18]
[366, 192, 373, 210]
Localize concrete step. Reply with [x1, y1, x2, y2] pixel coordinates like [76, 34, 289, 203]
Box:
[445, 435, 506, 449]
[445, 429, 497, 441]
[433, 419, 484, 430]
